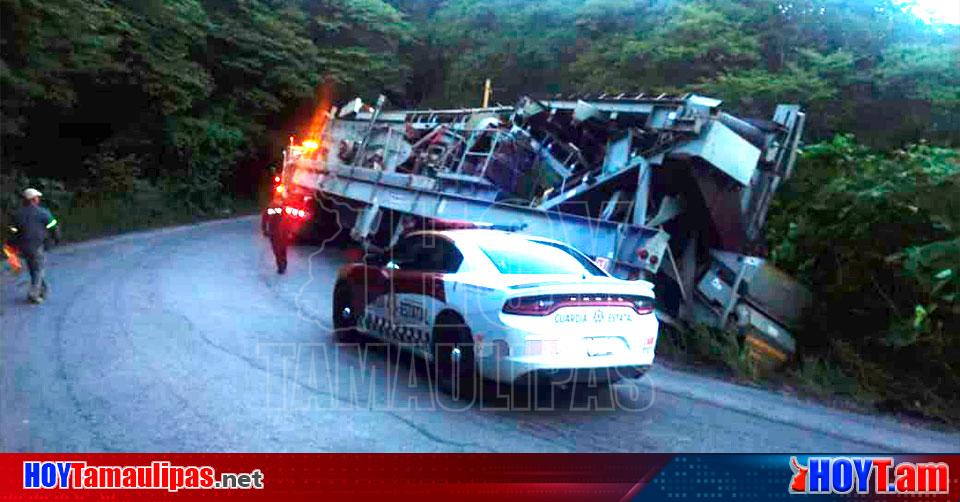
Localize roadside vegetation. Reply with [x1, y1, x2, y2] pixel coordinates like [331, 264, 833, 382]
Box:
[1, 0, 409, 241]
[769, 137, 959, 423]
[2, 0, 957, 421]
[661, 138, 959, 424]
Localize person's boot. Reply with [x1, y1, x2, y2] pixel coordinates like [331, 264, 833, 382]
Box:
[277, 261, 286, 274]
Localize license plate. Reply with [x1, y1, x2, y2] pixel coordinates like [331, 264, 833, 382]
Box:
[586, 337, 624, 357]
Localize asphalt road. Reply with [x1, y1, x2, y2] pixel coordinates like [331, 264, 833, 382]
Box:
[2, 217, 957, 452]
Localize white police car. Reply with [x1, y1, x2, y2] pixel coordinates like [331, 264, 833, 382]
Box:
[332, 228, 659, 397]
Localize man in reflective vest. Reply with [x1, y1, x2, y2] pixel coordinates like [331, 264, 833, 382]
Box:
[264, 193, 288, 274]
[9, 188, 60, 303]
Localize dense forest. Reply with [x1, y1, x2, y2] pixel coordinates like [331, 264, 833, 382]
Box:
[2, 0, 956, 206]
[400, 0, 958, 145]
[2, 0, 958, 421]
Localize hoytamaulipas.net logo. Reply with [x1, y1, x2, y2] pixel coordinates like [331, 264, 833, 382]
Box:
[789, 456, 949, 495]
[23, 460, 264, 492]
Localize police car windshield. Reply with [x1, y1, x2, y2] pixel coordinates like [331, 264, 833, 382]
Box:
[479, 239, 606, 276]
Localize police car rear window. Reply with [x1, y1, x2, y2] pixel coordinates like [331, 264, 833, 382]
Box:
[479, 239, 605, 276]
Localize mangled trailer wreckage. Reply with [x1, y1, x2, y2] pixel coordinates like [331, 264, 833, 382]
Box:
[280, 92, 811, 367]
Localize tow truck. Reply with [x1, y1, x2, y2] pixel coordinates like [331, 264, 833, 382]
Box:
[263, 141, 321, 239]
[272, 92, 811, 368]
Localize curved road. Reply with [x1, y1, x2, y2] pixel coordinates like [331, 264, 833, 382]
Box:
[2, 217, 957, 452]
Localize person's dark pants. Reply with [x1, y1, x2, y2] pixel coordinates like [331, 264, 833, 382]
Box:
[22, 246, 48, 300]
[270, 231, 288, 274]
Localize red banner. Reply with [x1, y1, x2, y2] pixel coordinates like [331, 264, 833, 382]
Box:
[1, 453, 671, 501]
[3, 454, 958, 501]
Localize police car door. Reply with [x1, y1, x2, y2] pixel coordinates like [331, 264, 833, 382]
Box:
[386, 234, 459, 352]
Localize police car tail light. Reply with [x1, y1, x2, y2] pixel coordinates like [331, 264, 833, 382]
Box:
[502, 295, 556, 316]
[632, 297, 655, 315]
[502, 294, 655, 316]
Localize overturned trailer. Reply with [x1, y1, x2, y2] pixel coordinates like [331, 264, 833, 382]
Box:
[282, 92, 810, 368]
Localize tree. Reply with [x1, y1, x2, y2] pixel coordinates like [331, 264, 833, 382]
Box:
[1, 0, 413, 206]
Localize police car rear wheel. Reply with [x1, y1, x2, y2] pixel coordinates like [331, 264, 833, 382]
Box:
[433, 323, 477, 401]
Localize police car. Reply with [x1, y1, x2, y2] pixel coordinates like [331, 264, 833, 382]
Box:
[332, 228, 659, 396]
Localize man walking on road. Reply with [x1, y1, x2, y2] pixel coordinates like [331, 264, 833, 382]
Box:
[10, 188, 60, 303]
[265, 194, 289, 274]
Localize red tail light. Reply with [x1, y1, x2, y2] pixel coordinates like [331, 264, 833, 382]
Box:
[283, 206, 308, 219]
[502, 295, 557, 315]
[503, 294, 655, 316]
[633, 297, 654, 315]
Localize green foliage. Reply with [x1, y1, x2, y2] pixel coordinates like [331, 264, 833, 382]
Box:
[82, 150, 144, 195]
[166, 113, 245, 211]
[574, 0, 647, 35]
[767, 136, 960, 422]
[417, 0, 581, 105]
[657, 324, 758, 379]
[2, 0, 412, 224]
[876, 44, 960, 106]
[792, 355, 866, 400]
[694, 48, 855, 120]
[636, 2, 761, 75]
[114, 0, 214, 115]
[0, 0, 124, 135]
[56, 187, 256, 242]
[401, 0, 959, 145]
[696, 65, 837, 115]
